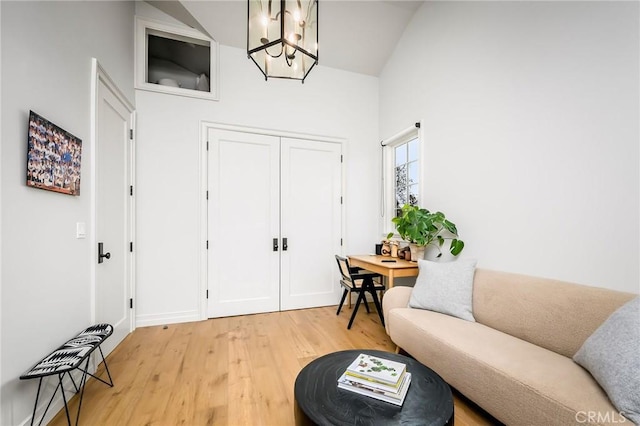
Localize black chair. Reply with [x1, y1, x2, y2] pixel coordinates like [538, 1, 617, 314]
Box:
[335, 255, 386, 329]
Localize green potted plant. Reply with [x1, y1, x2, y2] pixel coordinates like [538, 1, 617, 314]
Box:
[387, 204, 464, 261]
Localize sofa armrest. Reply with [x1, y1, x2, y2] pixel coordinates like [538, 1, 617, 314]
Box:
[382, 286, 413, 335]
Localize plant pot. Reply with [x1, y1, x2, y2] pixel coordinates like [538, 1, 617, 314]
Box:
[409, 243, 426, 262]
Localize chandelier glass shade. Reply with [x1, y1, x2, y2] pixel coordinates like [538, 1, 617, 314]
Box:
[247, 0, 319, 82]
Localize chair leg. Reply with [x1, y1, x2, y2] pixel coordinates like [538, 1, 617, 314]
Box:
[363, 293, 371, 313]
[337, 289, 348, 315]
[362, 277, 374, 313]
[347, 289, 366, 329]
[368, 282, 385, 326]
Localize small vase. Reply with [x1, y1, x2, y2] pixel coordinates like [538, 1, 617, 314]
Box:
[409, 244, 426, 262]
[381, 241, 391, 256]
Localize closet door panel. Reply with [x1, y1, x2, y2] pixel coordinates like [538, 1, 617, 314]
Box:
[280, 138, 342, 310]
[207, 129, 281, 318]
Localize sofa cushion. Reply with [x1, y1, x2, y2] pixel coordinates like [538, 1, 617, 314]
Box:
[387, 307, 626, 426]
[471, 269, 636, 358]
[573, 297, 640, 424]
[408, 258, 477, 322]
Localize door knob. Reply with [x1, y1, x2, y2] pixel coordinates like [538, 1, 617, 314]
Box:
[98, 242, 111, 263]
[283, 237, 288, 251]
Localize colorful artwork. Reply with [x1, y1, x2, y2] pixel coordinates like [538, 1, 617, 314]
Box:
[26, 110, 82, 196]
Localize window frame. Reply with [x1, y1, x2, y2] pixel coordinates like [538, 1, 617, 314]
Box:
[382, 123, 423, 238]
[135, 17, 220, 101]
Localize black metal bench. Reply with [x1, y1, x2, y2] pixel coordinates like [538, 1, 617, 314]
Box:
[20, 323, 114, 426]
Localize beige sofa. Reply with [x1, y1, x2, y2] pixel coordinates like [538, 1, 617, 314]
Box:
[382, 268, 636, 425]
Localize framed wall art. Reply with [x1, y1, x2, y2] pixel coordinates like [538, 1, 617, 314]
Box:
[26, 110, 82, 196]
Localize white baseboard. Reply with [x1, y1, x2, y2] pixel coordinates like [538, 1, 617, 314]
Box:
[135, 310, 200, 327]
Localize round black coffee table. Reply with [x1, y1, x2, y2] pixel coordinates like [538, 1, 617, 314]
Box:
[294, 349, 453, 426]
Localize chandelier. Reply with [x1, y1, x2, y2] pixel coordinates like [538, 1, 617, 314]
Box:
[247, 0, 319, 82]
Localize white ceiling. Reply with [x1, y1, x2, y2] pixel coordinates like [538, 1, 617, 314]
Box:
[164, 1, 424, 76]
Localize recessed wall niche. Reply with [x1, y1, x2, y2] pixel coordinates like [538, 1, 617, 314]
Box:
[135, 17, 219, 100]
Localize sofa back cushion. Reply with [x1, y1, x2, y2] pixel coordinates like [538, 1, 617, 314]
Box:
[472, 269, 636, 358]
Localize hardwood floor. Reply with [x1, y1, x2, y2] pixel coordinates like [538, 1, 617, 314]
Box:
[49, 305, 497, 425]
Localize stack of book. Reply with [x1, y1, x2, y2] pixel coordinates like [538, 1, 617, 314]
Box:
[337, 353, 412, 406]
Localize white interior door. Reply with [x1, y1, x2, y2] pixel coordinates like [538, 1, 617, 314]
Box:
[280, 138, 342, 310]
[207, 129, 280, 318]
[95, 70, 133, 354]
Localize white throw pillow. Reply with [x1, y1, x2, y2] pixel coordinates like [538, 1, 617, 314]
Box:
[408, 258, 477, 322]
[573, 297, 640, 424]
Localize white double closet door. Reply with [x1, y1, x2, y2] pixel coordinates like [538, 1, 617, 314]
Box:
[207, 128, 342, 318]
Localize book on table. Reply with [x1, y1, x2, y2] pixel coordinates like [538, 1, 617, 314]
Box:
[345, 353, 407, 387]
[345, 368, 407, 393]
[337, 353, 411, 406]
[338, 371, 412, 406]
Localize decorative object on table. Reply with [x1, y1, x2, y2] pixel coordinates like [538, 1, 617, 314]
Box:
[390, 241, 399, 257]
[338, 371, 411, 406]
[398, 246, 411, 260]
[247, 0, 318, 82]
[381, 240, 391, 256]
[26, 110, 82, 196]
[375, 243, 383, 255]
[337, 353, 411, 406]
[347, 353, 407, 385]
[387, 204, 464, 261]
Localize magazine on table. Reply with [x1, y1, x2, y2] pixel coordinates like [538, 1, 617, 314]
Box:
[338, 371, 412, 406]
[344, 369, 407, 393]
[345, 353, 407, 387]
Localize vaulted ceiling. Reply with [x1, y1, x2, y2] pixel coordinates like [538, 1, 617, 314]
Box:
[145, 0, 424, 76]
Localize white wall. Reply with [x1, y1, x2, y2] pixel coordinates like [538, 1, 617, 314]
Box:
[0, 2, 134, 424]
[134, 6, 380, 326]
[380, 1, 639, 293]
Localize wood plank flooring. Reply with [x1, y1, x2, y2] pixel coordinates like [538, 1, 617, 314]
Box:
[49, 305, 497, 426]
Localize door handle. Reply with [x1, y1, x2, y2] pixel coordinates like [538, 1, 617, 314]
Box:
[283, 237, 288, 251]
[98, 242, 111, 264]
[273, 238, 279, 252]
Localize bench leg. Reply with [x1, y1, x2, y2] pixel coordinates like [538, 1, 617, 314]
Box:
[97, 346, 114, 387]
[75, 346, 114, 388]
[29, 378, 43, 426]
[31, 376, 68, 426]
[73, 346, 114, 425]
[65, 371, 80, 393]
[59, 374, 72, 426]
[74, 357, 91, 426]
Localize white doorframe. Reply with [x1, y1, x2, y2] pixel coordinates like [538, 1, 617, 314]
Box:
[198, 121, 347, 320]
[90, 58, 136, 331]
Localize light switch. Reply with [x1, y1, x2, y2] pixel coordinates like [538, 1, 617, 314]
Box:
[76, 222, 86, 239]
